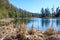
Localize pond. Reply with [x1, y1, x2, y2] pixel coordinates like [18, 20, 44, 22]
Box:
[15, 18, 60, 31]
[25, 18, 60, 31]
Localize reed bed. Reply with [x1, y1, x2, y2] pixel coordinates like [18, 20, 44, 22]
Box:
[0, 23, 60, 40]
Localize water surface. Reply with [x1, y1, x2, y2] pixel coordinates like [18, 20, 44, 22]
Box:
[25, 18, 60, 31]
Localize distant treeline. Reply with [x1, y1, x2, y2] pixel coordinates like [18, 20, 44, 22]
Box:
[40, 7, 60, 18]
[0, 0, 60, 19]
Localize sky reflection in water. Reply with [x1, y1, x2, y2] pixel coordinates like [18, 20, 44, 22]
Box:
[26, 18, 60, 31]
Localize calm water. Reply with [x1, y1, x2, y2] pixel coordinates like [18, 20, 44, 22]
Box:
[24, 18, 60, 31]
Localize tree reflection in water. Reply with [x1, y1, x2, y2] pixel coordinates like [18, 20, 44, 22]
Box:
[42, 18, 50, 27]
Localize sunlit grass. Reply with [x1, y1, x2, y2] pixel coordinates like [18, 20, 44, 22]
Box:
[0, 22, 60, 40]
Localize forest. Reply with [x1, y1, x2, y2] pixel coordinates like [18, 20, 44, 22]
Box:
[0, 0, 60, 19]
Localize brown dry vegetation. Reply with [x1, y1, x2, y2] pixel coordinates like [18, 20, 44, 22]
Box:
[0, 23, 60, 40]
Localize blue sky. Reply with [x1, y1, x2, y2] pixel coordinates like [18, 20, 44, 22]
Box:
[8, 0, 60, 13]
